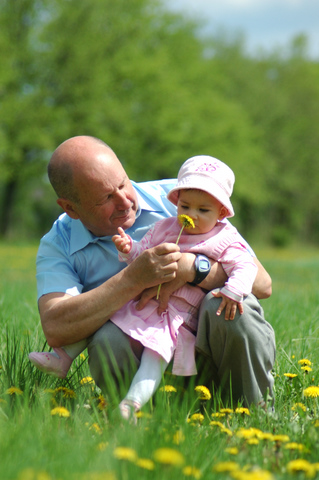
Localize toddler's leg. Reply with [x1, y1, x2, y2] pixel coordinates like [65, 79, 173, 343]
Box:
[28, 339, 87, 378]
[119, 348, 168, 420]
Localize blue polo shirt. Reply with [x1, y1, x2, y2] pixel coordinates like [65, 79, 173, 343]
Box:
[36, 179, 178, 300]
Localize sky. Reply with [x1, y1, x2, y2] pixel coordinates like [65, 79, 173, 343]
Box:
[164, 0, 319, 59]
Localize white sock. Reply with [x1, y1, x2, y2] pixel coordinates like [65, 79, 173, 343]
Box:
[124, 348, 169, 408]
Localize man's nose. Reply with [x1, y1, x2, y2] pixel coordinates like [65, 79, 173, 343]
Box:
[115, 190, 132, 209]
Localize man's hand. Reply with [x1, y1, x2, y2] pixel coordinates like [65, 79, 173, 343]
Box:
[136, 252, 196, 313]
[213, 290, 244, 321]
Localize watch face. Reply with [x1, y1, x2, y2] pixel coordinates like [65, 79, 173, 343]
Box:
[199, 258, 210, 272]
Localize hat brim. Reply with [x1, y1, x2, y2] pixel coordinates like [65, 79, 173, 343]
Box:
[167, 181, 234, 218]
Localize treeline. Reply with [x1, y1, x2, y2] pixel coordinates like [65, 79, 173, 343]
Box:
[1, 0, 319, 246]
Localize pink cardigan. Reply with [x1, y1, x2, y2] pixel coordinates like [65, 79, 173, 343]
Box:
[110, 217, 257, 375]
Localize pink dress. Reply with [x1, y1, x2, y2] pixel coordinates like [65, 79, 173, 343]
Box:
[110, 217, 257, 375]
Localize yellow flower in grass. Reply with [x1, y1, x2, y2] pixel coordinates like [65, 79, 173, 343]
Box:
[173, 429, 185, 445]
[54, 386, 76, 398]
[298, 358, 312, 366]
[79, 353, 86, 361]
[97, 442, 108, 451]
[272, 434, 290, 443]
[236, 428, 262, 439]
[209, 420, 225, 428]
[220, 426, 233, 436]
[301, 366, 312, 373]
[187, 413, 205, 424]
[135, 458, 155, 470]
[225, 447, 239, 455]
[284, 442, 308, 452]
[113, 447, 138, 462]
[195, 385, 211, 400]
[50, 406, 70, 417]
[291, 402, 307, 412]
[231, 469, 274, 480]
[284, 373, 298, 379]
[304, 386, 319, 398]
[6, 386, 23, 396]
[80, 376, 95, 385]
[213, 461, 240, 473]
[153, 447, 185, 466]
[160, 385, 177, 393]
[220, 408, 234, 414]
[183, 465, 202, 478]
[235, 407, 250, 415]
[287, 459, 316, 477]
[211, 412, 226, 418]
[247, 438, 259, 445]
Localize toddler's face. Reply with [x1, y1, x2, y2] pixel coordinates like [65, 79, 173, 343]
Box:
[177, 189, 227, 235]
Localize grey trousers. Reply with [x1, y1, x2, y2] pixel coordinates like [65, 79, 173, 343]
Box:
[87, 293, 275, 407]
[196, 292, 276, 407]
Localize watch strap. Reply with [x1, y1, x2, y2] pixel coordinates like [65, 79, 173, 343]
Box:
[189, 254, 211, 286]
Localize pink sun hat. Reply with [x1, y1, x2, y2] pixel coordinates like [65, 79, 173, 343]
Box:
[167, 155, 235, 218]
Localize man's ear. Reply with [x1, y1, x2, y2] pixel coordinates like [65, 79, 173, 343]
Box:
[219, 205, 228, 220]
[56, 198, 80, 219]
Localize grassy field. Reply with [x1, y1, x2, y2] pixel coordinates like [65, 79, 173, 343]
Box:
[1, 243, 319, 480]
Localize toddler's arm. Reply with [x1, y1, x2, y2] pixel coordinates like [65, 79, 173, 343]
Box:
[112, 227, 132, 254]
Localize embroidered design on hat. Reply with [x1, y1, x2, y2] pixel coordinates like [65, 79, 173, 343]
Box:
[195, 162, 220, 172]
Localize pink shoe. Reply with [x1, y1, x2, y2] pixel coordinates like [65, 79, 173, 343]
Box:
[118, 400, 140, 424]
[28, 348, 73, 378]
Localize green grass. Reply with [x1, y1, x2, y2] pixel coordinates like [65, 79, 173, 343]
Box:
[1, 244, 319, 479]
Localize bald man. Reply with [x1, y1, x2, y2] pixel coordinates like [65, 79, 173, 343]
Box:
[32, 136, 275, 408]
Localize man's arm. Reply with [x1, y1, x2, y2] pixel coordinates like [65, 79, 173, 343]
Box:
[136, 254, 271, 313]
[39, 243, 181, 347]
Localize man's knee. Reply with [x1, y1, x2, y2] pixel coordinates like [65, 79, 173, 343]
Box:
[87, 322, 141, 391]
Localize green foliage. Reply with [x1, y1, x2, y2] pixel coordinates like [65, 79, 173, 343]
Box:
[1, 0, 319, 245]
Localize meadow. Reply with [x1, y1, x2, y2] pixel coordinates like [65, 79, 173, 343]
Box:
[1, 243, 319, 480]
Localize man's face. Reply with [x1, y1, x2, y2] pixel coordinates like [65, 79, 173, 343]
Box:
[70, 153, 138, 237]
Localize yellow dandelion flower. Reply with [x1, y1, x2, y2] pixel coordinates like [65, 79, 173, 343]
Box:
[257, 432, 274, 441]
[225, 447, 239, 455]
[79, 353, 86, 361]
[183, 465, 202, 479]
[220, 426, 233, 436]
[303, 386, 319, 398]
[173, 429, 185, 445]
[273, 434, 290, 443]
[213, 461, 240, 473]
[97, 395, 107, 410]
[301, 366, 312, 373]
[50, 406, 70, 417]
[211, 412, 226, 418]
[153, 447, 185, 466]
[284, 373, 298, 379]
[160, 385, 177, 393]
[187, 413, 205, 424]
[135, 458, 155, 470]
[314, 419, 319, 427]
[209, 420, 225, 428]
[80, 376, 95, 385]
[284, 442, 307, 452]
[135, 411, 152, 419]
[220, 408, 233, 414]
[298, 358, 312, 366]
[236, 427, 262, 439]
[291, 402, 307, 412]
[113, 447, 138, 462]
[235, 407, 250, 415]
[232, 469, 274, 480]
[247, 438, 259, 445]
[195, 385, 211, 401]
[178, 214, 195, 230]
[287, 459, 316, 477]
[54, 386, 76, 398]
[6, 386, 23, 395]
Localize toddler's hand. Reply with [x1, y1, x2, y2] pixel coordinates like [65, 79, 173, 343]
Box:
[112, 227, 132, 254]
[212, 291, 244, 321]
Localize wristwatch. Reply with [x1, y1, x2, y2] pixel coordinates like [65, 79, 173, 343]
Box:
[189, 254, 211, 285]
